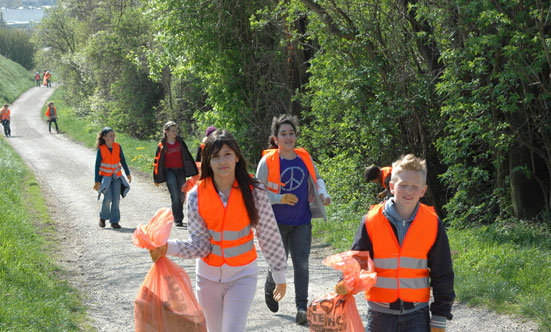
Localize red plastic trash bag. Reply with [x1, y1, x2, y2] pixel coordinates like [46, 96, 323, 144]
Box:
[133, 208, 207, 332]
[307, 251, 377, 332]
[181, 162, 201, 193]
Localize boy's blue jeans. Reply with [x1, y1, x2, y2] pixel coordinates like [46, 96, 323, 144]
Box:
[165, 168, 186, 224]
[265, 223, 312, 310]
[100, 177, 121, 223]
[367, 306, 430, 332]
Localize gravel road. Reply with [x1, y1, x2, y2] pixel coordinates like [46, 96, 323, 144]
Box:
[5, 86, 539, 331]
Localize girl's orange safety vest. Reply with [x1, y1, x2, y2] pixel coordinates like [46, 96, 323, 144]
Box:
[0, 107, 10, 120]
[262, 148, 317, 193]
[45, 106, 56, 118]
[198, 177, 257, 267]
[365, 202, 438, 303]
[99, 143, 122, 177]
[380, 166, 392, 189]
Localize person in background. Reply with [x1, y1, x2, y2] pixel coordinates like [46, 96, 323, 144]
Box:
[365, 165, 393, 200]
[93, 127, 132, 229]
[195, 126, 218, 162]
[149, 129, 287, 332]
[43, 71, 52, 88]
[45, 101, 59, 133]
[35, 72, 41, 87]
[153, 121, 198, 227]
[256, 114, 331, 325]
[0, 104, 11, 137]
[335, 154, 455, 332]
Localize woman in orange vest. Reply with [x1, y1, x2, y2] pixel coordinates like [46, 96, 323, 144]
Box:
[45, 101, 59, 133]
[365, 165, 393, 199]
[255, 114, 331, 325]
[150, 129, 287, 332]
[1, 104, 11, 137]
[93, 127, 132, 229]
[335, 154, 455, 332]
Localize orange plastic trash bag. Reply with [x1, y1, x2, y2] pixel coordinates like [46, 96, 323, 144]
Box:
[307, 251, 377, 332]
[133, 208, 207, 332]
[181, 162, 201, 193]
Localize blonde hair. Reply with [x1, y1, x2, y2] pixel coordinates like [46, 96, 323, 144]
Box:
[391, 154, 427, 184]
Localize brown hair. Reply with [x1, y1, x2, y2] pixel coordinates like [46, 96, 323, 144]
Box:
[95, 127, 114, 148]
[268, 114, 299, 149]
[200, 129, 261, 227]
[162, 121, 177, 141]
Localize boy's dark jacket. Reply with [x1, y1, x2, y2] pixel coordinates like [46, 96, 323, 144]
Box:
[351, 201, 455, 320]
[153, 136, 198, 183]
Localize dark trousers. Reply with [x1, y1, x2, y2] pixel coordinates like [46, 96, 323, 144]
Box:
[165, 168, 186, 223]
[265, 223, 312, 310]
[367, 306, 430, 332]
[2, 120, 10, 136]
[48, 118, 59, 132]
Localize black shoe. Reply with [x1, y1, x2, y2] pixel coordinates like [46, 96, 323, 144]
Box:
[99, 218, 106, 228]
[111, 223, 121, 229]
[175, 221, 184, 227]
[264, 286, 279, 313]
[296, 309, 307, 325]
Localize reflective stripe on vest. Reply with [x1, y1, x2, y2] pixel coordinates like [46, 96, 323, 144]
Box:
[198, 177, 257, 267]
[380, 166, 392, 189]
[99, 143, 122, 177]
[262, 148, 317, 193]
[365, 202, 437, 303]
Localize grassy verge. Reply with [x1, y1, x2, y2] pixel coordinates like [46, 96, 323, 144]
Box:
[314, 203, 550, 331]
[0, 55, 34, 105]
[0, 138, 92, 331]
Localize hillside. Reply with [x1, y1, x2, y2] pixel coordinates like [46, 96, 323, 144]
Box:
[0, 53, 34, 105]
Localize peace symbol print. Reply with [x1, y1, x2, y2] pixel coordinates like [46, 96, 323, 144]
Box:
[281, 166, 306, 191]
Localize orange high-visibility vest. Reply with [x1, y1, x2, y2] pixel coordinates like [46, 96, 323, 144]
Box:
[99, 143, 122, 177]
[0, 107, 10, 120]
[380, 166, 392, 189]
[45, 106, 56, 117]
[262, 148, 317, 193]
[153, 142, 163, 176]
[365, 202, 438, 303]
[198, 177, 257, 266]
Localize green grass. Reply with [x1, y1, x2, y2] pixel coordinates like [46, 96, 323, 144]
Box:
[0, 55, 34, 105]
[0, 138, 92, 331]
[313, 207, 551, 331]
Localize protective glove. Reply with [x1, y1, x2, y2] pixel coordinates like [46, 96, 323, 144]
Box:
[431, 328, 445, 332]
[127, 175, 132, 183]
[280, 193, 298, 206]
[334, 280, 348, 295]
[149, 243, 168, 262]
[93, 182, 100, 191]
[273, 283, 287, 302]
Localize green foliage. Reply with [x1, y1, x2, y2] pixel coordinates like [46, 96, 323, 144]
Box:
[0, 27, 35, 69]
[0, 54, 33, 105]
[0, 139, 90, 331]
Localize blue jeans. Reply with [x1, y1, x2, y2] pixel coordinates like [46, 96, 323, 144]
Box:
[100, 177, 121, 223]
[2, 120, 10, 136]
[165, 168, 186, 223]
[48, 118, 59, 132]
[367, 306, 430, 332]
[266, 223, 312, 310]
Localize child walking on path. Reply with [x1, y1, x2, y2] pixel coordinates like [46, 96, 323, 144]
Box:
[153, 121, 198, 227]
[93, 127, 132, 229]
[0, 104, 11, 137]
[335, 154, 455, 332]
[45, 101, 59, 133]
[255, 114, 331, 325]
[149, 129, 288, 332]
[365, 165, 393, 200]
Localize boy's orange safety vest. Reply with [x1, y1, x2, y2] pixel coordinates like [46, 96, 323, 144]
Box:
[380, 166, 392, 189]
[99, 143, 122, 177]
[46, 106, 56, 118]
[365, 202, 438, 303]
[198, 177, 257, 266]
[0, 107, 10, 120]
[262, 148, 317, 193]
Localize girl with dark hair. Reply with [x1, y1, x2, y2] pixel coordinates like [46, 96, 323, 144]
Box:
[93, 127, 131, 229]
[153, 121, 198, 227]
[256, 114, 332, 325]
[150, 129, 287, 332]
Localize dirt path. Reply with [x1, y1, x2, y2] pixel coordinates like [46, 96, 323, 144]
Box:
[6, 86, 538, 331]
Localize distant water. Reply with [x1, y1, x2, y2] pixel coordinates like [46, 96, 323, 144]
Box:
[1, 8, 49, 23]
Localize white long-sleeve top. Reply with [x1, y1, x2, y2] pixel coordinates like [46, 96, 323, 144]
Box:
[166, 182, 287, 284]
